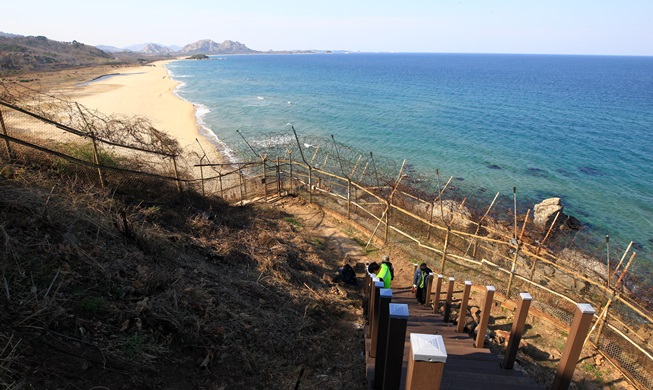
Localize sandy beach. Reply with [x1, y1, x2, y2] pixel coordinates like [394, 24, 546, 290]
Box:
[58, 59, 224, 167]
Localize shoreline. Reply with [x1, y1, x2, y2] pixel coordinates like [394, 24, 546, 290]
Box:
[54, 59, 226, 166]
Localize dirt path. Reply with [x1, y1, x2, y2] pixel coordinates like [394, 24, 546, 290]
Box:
[274, 197, 367, 265]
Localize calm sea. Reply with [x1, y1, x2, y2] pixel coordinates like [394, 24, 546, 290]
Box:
[166, 53, 653, 265]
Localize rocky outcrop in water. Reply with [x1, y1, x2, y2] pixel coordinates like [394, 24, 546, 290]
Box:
[533, 197, 581, 231]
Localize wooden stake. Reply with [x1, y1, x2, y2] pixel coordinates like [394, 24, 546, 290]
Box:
[0, 107, 14, 160]
[465, 192, 500, 258]
[530, 211, 561, 280]
[365, 160, 406, 249]
[613, 241, 633, 276]
[614, 252, 636, 289]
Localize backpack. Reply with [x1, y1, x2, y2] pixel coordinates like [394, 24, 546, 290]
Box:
[385, 262, 395, 280]
[341, 264, 357, 285]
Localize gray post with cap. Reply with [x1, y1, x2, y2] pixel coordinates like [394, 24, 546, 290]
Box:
[405, 334, 448, 390]
[373, 288, 393, 388]
[475, 286, 495, 348]
[369, 280, 384, 342]
[502, 293, 532, 369]
[443, 277, 455, 322]
[432, 274, 444, 313]
[456, 281, 472, 333]
[383, 303, 409, 390]
[551, 303, 596, 390]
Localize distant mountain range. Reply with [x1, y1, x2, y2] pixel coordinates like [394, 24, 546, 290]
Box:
[96, 39, 258, 55]
[0, 32, 322, 75]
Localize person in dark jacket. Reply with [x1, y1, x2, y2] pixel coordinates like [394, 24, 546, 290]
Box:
[334, 255, 357, 285]
[413, 262, 433, 305]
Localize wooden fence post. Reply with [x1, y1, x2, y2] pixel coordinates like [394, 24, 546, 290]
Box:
[383, 303, 409, 390]
[384, 200, 390, 242]
[443, 277, 455, 323]
[405, 334, 447, 390]
[198, 158, 205, 196]
[456, 281, 472, 333]
[370, 281, 385, 357]
[172, 155, 181, 193]
[347, 178, 351, 219]
[262, 158, 268, 201]
[432, 274, 443, 314]
[219, 172, 224, 199]
[308, 166, 313, 203]
[373, 288, 393, 389]
[440, 227, 451, 273]
[238, 168, 245, 205]
[506, 242, 520, 297]
[90, 133, 105, 189]
[289, 152, 293, 193]
[424, 273, 434, 308]
[368, 280, 383, 341]
[502, 293, 532, 369]
[475, 286, 495, 348]
[551, 304, 596, 390]
[0, 107, 14, 160]
[276, 157, 281, 196]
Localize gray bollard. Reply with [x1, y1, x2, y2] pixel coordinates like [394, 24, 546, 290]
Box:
[383, 303, 409, 390]
[405, 334, 448, 390]
[373, 289, 393, 389]
[443, 277, 455, 322]
[456, 281, 472, 333]
[551, 303, 596, 390]
[502, 293, 532, 369]
[432, 274, 444, 313]
[474, 286, 495, 348]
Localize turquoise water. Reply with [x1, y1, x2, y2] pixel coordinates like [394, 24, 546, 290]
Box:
[166, 53, 653, 263]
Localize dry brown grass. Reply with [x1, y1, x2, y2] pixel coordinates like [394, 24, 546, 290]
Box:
[0, 155, 366, 389]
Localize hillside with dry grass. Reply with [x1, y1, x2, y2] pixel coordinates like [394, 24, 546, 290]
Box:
[0, 160, 367, 389]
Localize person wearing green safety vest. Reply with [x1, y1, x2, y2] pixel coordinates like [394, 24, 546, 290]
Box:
[367, 261, 391, 289]
[413, 262, 433, 305]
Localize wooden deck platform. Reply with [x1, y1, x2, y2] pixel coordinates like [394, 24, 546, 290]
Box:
[365, 288, 544, 390]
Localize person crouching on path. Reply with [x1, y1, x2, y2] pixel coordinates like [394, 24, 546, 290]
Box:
[413, 262, 433, 305]
[367, 262, 391, 289]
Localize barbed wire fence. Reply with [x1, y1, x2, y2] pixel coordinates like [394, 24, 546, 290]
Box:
[225, 127, 653, 389]
[1, 81, 652, 389]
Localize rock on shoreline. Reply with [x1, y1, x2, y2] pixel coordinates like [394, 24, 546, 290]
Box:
[533, 197, 581, 231]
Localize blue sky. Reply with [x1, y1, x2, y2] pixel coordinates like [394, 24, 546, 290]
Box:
[2, 0, 652, 55]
